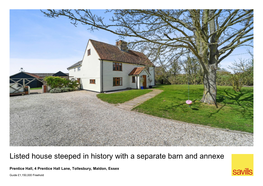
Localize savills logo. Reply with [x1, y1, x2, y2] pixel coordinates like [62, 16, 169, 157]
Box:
[232, 168, 253, 175]
[232, 154, 253, 176]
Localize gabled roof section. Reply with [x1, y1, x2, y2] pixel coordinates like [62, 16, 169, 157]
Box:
[67, 60, 82, 70]
[10, 72, 69, 79]
[129, 67, 145, 76]
[53, 71, 68, 76]
[90, 39, 154, 67]
[10, 71, 41, 79]
[128, 67, 150, 76]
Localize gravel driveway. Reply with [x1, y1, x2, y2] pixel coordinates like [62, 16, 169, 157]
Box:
[10, 90, 253, 146]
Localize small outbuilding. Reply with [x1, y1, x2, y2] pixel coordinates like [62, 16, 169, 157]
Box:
[10, 71, 69, 88]
[10, 72, 43, 88]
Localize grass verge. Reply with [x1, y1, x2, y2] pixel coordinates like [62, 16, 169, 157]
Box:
[97, 89, 152, 104]
[134, 85, 253, 133]
[30, 87, 42, 90]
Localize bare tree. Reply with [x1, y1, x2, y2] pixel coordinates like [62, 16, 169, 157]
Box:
[228, 50, 254, 86]
[42, 9, 253, 106]
[179, 55, 202, 85]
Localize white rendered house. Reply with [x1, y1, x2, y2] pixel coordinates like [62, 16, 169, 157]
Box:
[67, 39, 155, 92]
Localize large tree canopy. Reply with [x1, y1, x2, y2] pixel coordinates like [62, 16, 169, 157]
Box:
[42, 9, 253, 106]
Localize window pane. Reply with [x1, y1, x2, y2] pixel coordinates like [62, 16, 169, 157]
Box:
[90, 79, 95, 84]
[113, 77, 122, 86]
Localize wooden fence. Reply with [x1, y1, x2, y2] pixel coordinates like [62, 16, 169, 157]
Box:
[10, 78, 46, 95]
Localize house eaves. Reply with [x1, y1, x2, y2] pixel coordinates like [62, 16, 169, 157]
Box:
[67, 60, 82, 70]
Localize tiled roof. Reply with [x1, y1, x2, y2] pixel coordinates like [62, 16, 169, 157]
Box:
[128, 67, 146, 76]
[26, 72, 69, 78]
[24, 72, 42, 79]
[33, 73, 55, 77]
[67, 60, 82, 70]
[10, 72, 69, 79]
[90, 39, 154, 66]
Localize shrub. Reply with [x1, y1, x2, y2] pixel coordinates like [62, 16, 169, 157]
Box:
[49, 87, 75, 93]
[61, 87, 73, 92]
[50, 88, 62, 93]
[60, 88, 66, 92]
[229, 73, 244, 92]
[44, 76, 79, 92]
[68, 79, 79, 89]
[44, 76, 65, 89]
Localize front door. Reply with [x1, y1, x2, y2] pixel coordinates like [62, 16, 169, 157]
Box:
[143, 75, 147, 88]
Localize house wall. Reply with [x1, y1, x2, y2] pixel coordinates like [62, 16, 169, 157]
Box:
[137, 70, 150, 88]
[68, 65, 82, 80]
[129, 76, 138, 89]
[68, 40, 155, 92]
[102, 60, 143, 92]
[148, 67, 155, 86]
[68, 41, 101, 92]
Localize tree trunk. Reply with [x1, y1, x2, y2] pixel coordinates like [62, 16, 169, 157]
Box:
[200, 64, 218, 107]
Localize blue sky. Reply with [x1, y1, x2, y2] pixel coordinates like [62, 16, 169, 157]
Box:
[10, 9, 119, 75]
[10, 9, 253, 75]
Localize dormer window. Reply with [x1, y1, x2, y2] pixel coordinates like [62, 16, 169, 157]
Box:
[87, 49, 91, 56]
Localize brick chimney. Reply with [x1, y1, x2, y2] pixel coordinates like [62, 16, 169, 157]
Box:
[116, 40, 128, 52]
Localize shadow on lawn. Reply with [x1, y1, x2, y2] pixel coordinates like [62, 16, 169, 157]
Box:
[160, 99, 198, 112]
[211, 89, 253, 119]
[159, 88, 253, 120]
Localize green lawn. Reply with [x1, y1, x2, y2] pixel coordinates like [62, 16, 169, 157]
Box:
[30, 87, 42, 90]
[97, 89, 152, 104]
[134, 85, 253, 133]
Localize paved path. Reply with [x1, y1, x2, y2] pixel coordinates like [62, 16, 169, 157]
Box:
[30, 89, 42, 94]
[116, 89, 163, 110]
[10, 90, 253, 146]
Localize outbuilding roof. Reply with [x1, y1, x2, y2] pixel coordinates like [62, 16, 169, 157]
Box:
[10, 72, 42, 79]
[52, 71, 68, 76]
[24, 72, 42, 79]
[10, 71, 68, 79]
